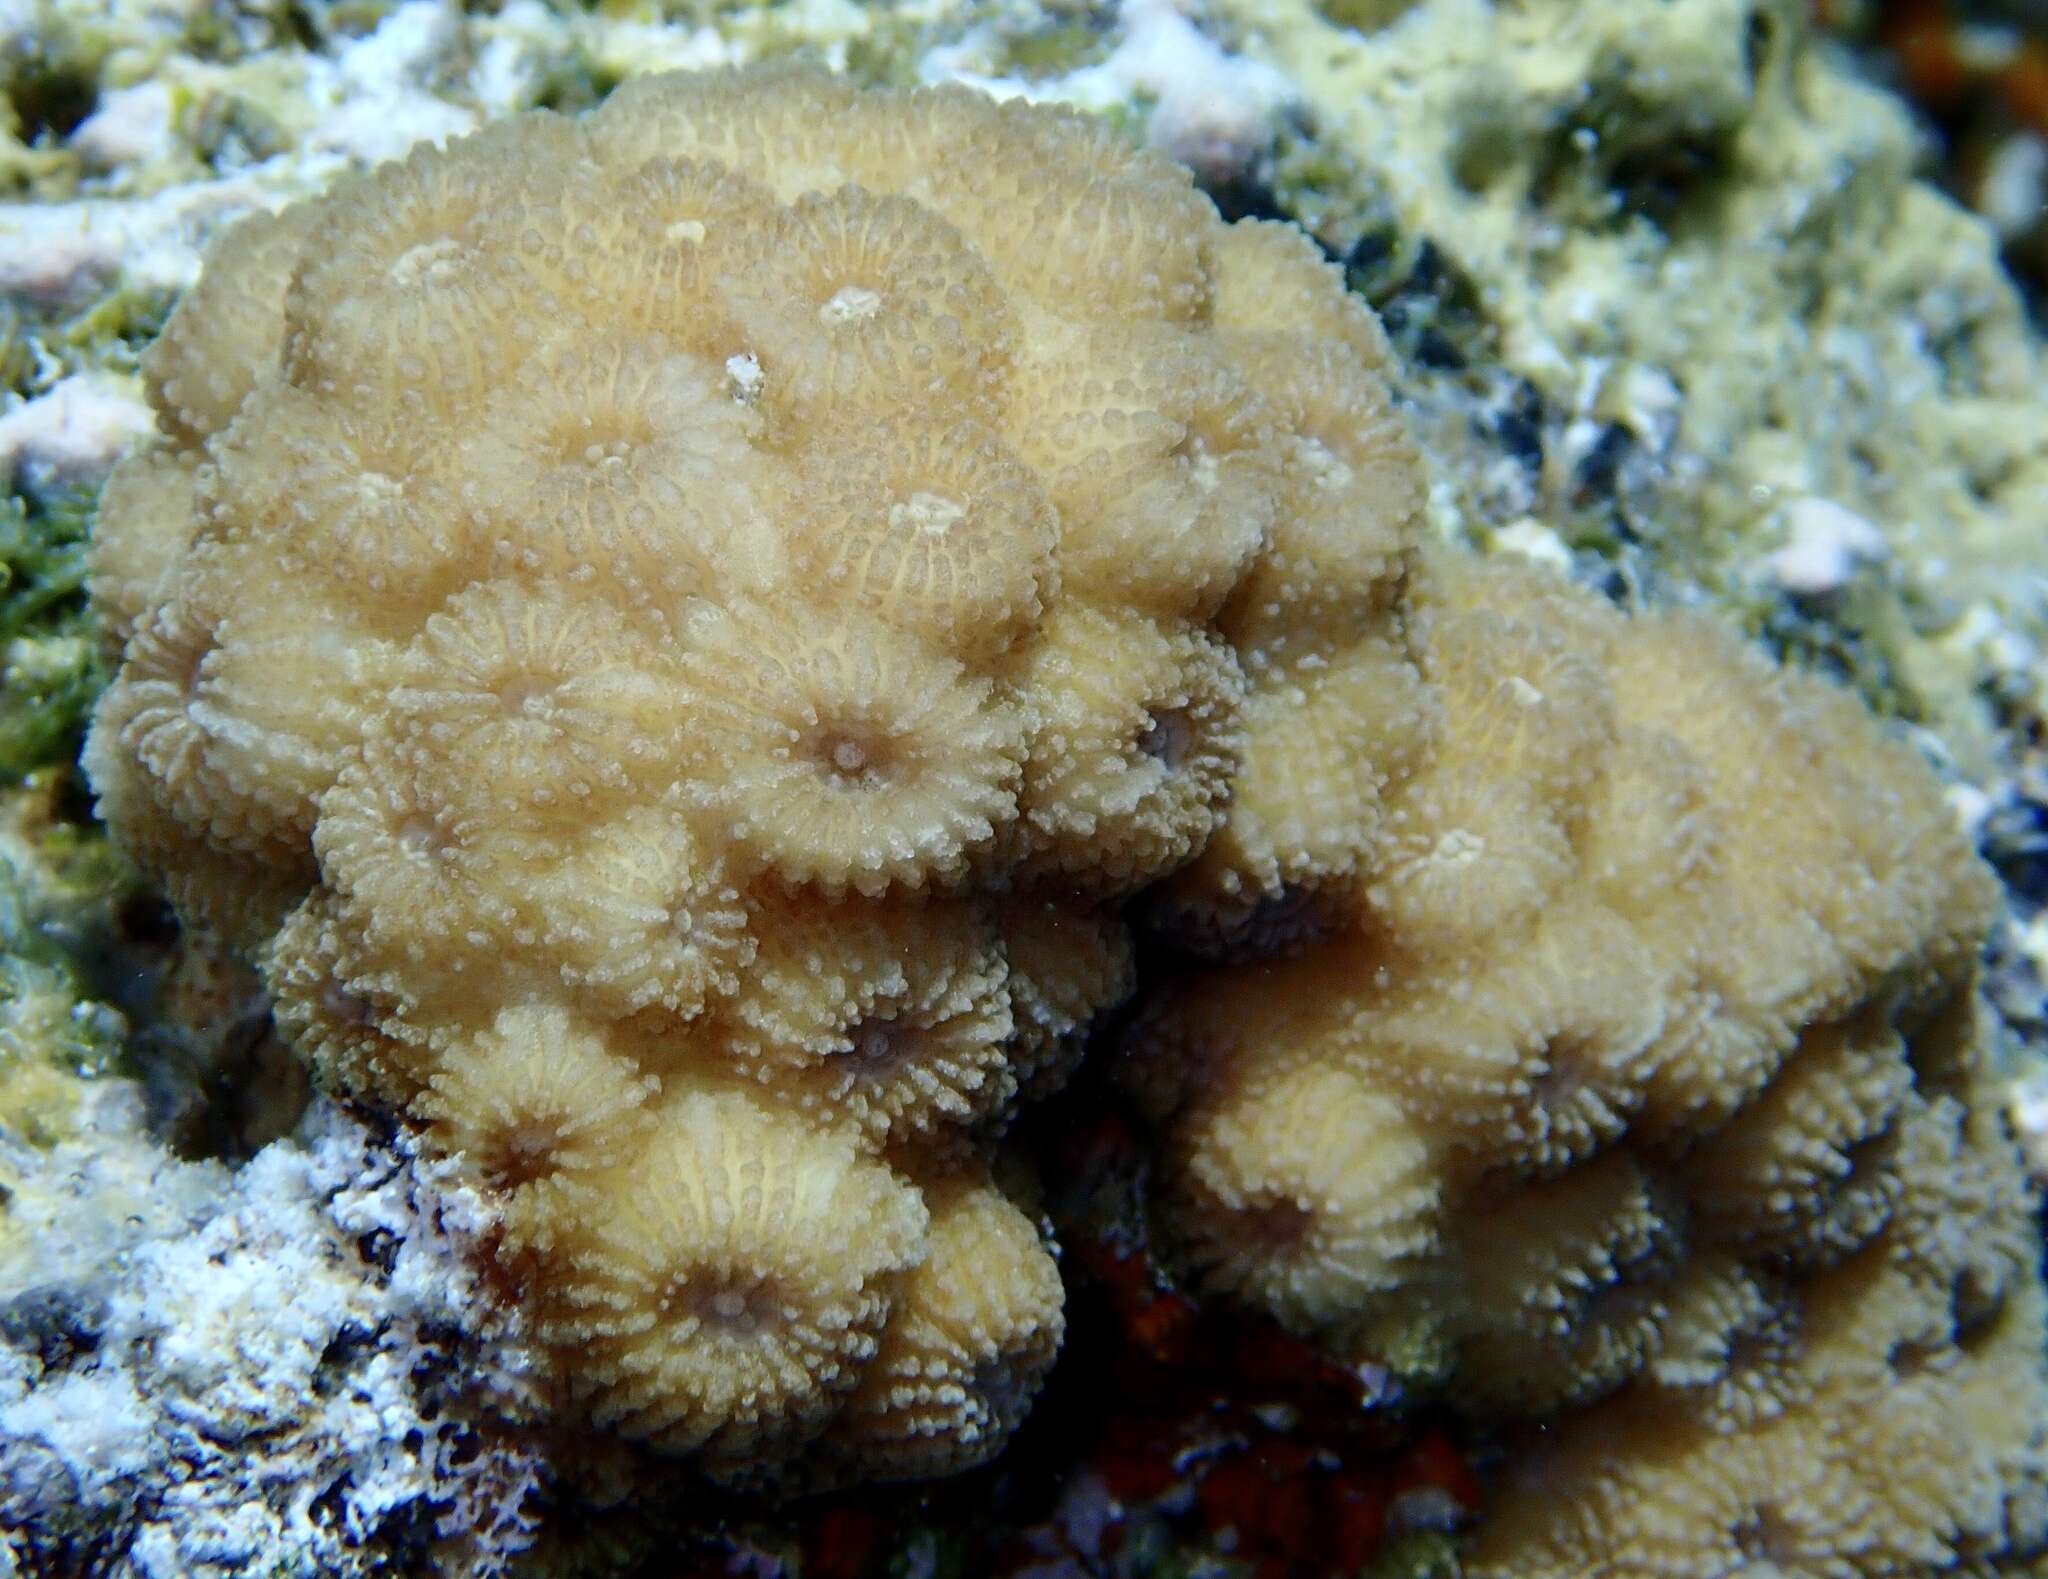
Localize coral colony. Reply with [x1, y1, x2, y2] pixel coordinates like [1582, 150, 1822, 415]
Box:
[84, 65, 2048, 1570]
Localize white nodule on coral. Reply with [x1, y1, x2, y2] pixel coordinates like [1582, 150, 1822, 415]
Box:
[1767, 496, 1889, 596]
[1945, 780, 1994, 841]
[0, 376, 156, 498]
[725, 352, 766, 405]
[1980, 132, 2048, 240]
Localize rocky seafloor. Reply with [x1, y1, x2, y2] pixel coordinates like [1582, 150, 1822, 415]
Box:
[1, 0, 2045, 1574]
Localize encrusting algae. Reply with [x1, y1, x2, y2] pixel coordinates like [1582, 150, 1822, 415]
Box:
[82, 63, 1426, 1485]
[80, 57, 2048, 1569]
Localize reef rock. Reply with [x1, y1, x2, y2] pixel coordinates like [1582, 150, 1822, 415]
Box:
[0, 1088, 549, 1578]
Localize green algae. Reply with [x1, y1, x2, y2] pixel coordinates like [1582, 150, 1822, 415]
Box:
[0, 774, 128, 1159]
[0, 367, 130, 1154]
[0, 487, 105, 788]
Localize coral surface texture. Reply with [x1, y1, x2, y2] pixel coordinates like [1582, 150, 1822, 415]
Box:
[74, 49, 2048, 1576]
[82, 62, 1423, 1486]
[1125, 545, 2048, 1573]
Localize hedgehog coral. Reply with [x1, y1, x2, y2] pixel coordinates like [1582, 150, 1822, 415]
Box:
[1121, 546, 2048, 1572]
[1161, 1058, 1441, 1329]
[83, 64, 1427, 1482]
[1468, 1108, 2048, 1577]
[139, 202, 320, 451]
[539, 1089, 928, 1473]
[83, 53, 2048, 1560]
[824, 1170, 1066, 1485]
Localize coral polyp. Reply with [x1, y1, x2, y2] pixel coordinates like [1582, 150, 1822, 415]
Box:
[84, 63, 1424, 1483]
[80, 52, 2048, 1567]
[1121, 549, 2048, 1573]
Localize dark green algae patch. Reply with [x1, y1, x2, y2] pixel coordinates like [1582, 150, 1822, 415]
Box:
[0, 483, 105, 787]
